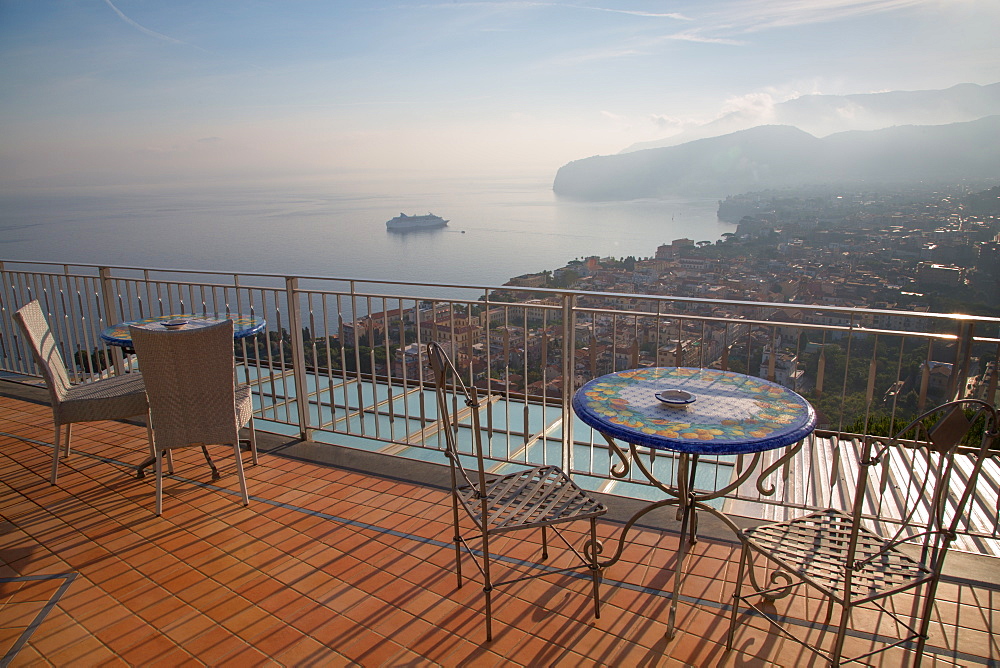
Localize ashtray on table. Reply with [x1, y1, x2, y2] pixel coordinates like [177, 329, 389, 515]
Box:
[655, 389, 696, 406]
[162, 320, 189, 330]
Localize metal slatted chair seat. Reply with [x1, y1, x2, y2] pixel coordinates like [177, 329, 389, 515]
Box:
[458, 465, 607, 533]
[742, 508, 931, 602]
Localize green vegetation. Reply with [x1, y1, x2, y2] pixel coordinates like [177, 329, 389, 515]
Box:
[965, 185, 1000, 216]
[798, 334, 945, 433]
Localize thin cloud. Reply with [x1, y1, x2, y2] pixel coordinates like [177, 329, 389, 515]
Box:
[754, 0, 928, 31]
[548, 47, 647, 67]
[650, 114, 684, 130]
[566, 5, 690, 20]
[103, 0, 189, 45]
[648, 0, 933, 47]
[102, 0, 262, 69]
[706, 0, 931, 34]
[543, 46, 647, 67]
[720, 91, 777, 118]
[418, 1, 690, 20]
[663, 31, 745, 46]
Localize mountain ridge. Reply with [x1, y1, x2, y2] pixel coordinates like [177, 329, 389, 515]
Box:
[622, 82, 1000, 154]
[552, 116, 1000, 201]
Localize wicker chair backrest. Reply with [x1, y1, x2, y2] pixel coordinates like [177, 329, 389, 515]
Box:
[130, 320, 238, 451]
[14, 300, 72, 404]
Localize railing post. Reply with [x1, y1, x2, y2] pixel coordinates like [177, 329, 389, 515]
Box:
[949, 320, 975, 400]
[0, 261, 20, 374]
[285, 277, 312, 440]
[561, 292, 576, 473]
[97, 266, 126, 375]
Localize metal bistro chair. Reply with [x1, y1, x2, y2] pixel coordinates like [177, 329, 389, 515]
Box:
[426, 341, 607, 641]
[129, 320, 258, 516]
[14, 300, 151, 484]
[727, 398, 999, 666]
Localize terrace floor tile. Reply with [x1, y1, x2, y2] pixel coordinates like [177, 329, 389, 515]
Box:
[0, 386, 996, 667]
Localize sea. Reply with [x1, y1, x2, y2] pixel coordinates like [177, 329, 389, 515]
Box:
[0, 172, 735, 288]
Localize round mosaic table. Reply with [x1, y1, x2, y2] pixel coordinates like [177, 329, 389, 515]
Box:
[572, 367, 817, 640]
[573, 367, 816, 456]
[100, 313, 266, 348]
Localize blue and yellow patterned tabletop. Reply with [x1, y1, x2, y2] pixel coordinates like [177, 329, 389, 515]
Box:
[100, 314, 266, 348]
[573, 367, 816, 455]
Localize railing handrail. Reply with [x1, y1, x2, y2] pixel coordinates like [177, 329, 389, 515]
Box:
[4, 259, 999, 326]
[3, 259, 999, 552]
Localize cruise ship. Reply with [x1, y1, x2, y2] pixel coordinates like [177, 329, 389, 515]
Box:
[385, 213, 448, 230]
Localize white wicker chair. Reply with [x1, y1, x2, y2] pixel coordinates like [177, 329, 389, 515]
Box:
[426, 341, 607, 641]
[129, 320, 258, 516]
[14, 300, 151, 484]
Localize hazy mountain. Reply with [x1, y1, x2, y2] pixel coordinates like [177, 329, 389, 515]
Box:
[552, 116, 1000, 201]
[624, 82, 1000, 153]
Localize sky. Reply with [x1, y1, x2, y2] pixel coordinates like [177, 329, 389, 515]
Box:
[1, 0, 998, 189]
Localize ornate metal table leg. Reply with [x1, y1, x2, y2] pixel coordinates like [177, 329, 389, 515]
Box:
[597, 434, 683, 570]
[665, 453, 698, 641]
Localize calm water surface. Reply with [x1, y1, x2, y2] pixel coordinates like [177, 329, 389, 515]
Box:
[0, 174, 734, 287]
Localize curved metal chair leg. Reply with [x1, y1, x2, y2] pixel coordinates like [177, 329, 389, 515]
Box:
[589, 518, 602, 620]
[201, 446, 220, 479]
[727, 542, 751, 651]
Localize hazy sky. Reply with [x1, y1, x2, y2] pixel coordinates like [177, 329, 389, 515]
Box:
[1, 0, 997, 188]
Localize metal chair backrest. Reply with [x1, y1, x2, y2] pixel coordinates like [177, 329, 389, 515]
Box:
[130, 320, 239, 450]
[13, 300, 72, 405]
[848, 398, 998, 578]
[426, 341, 488, 498]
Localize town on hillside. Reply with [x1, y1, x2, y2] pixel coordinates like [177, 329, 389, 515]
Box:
[259, 185, 999, 432]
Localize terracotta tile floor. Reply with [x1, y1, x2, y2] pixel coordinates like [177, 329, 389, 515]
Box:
[1, 390, 998, 667]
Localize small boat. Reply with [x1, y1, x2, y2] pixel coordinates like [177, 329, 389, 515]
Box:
[386, 213, 448, 230]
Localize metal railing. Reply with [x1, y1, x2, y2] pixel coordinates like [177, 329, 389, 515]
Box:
[2, 260, 998, 543]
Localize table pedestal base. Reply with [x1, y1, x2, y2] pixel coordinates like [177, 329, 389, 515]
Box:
[598, 452, 749, 641]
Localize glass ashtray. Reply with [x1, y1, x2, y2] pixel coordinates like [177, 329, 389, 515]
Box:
[655, 389, 696, 405]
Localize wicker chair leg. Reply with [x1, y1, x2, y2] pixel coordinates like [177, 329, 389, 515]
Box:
[233, 442, 249, 506]
[63, 423, 72, 458]
[49, 422, 63, 485]
[155, 451, 164, 517]
[247, 417, 258, 466]
[145, 421, 155, 460]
